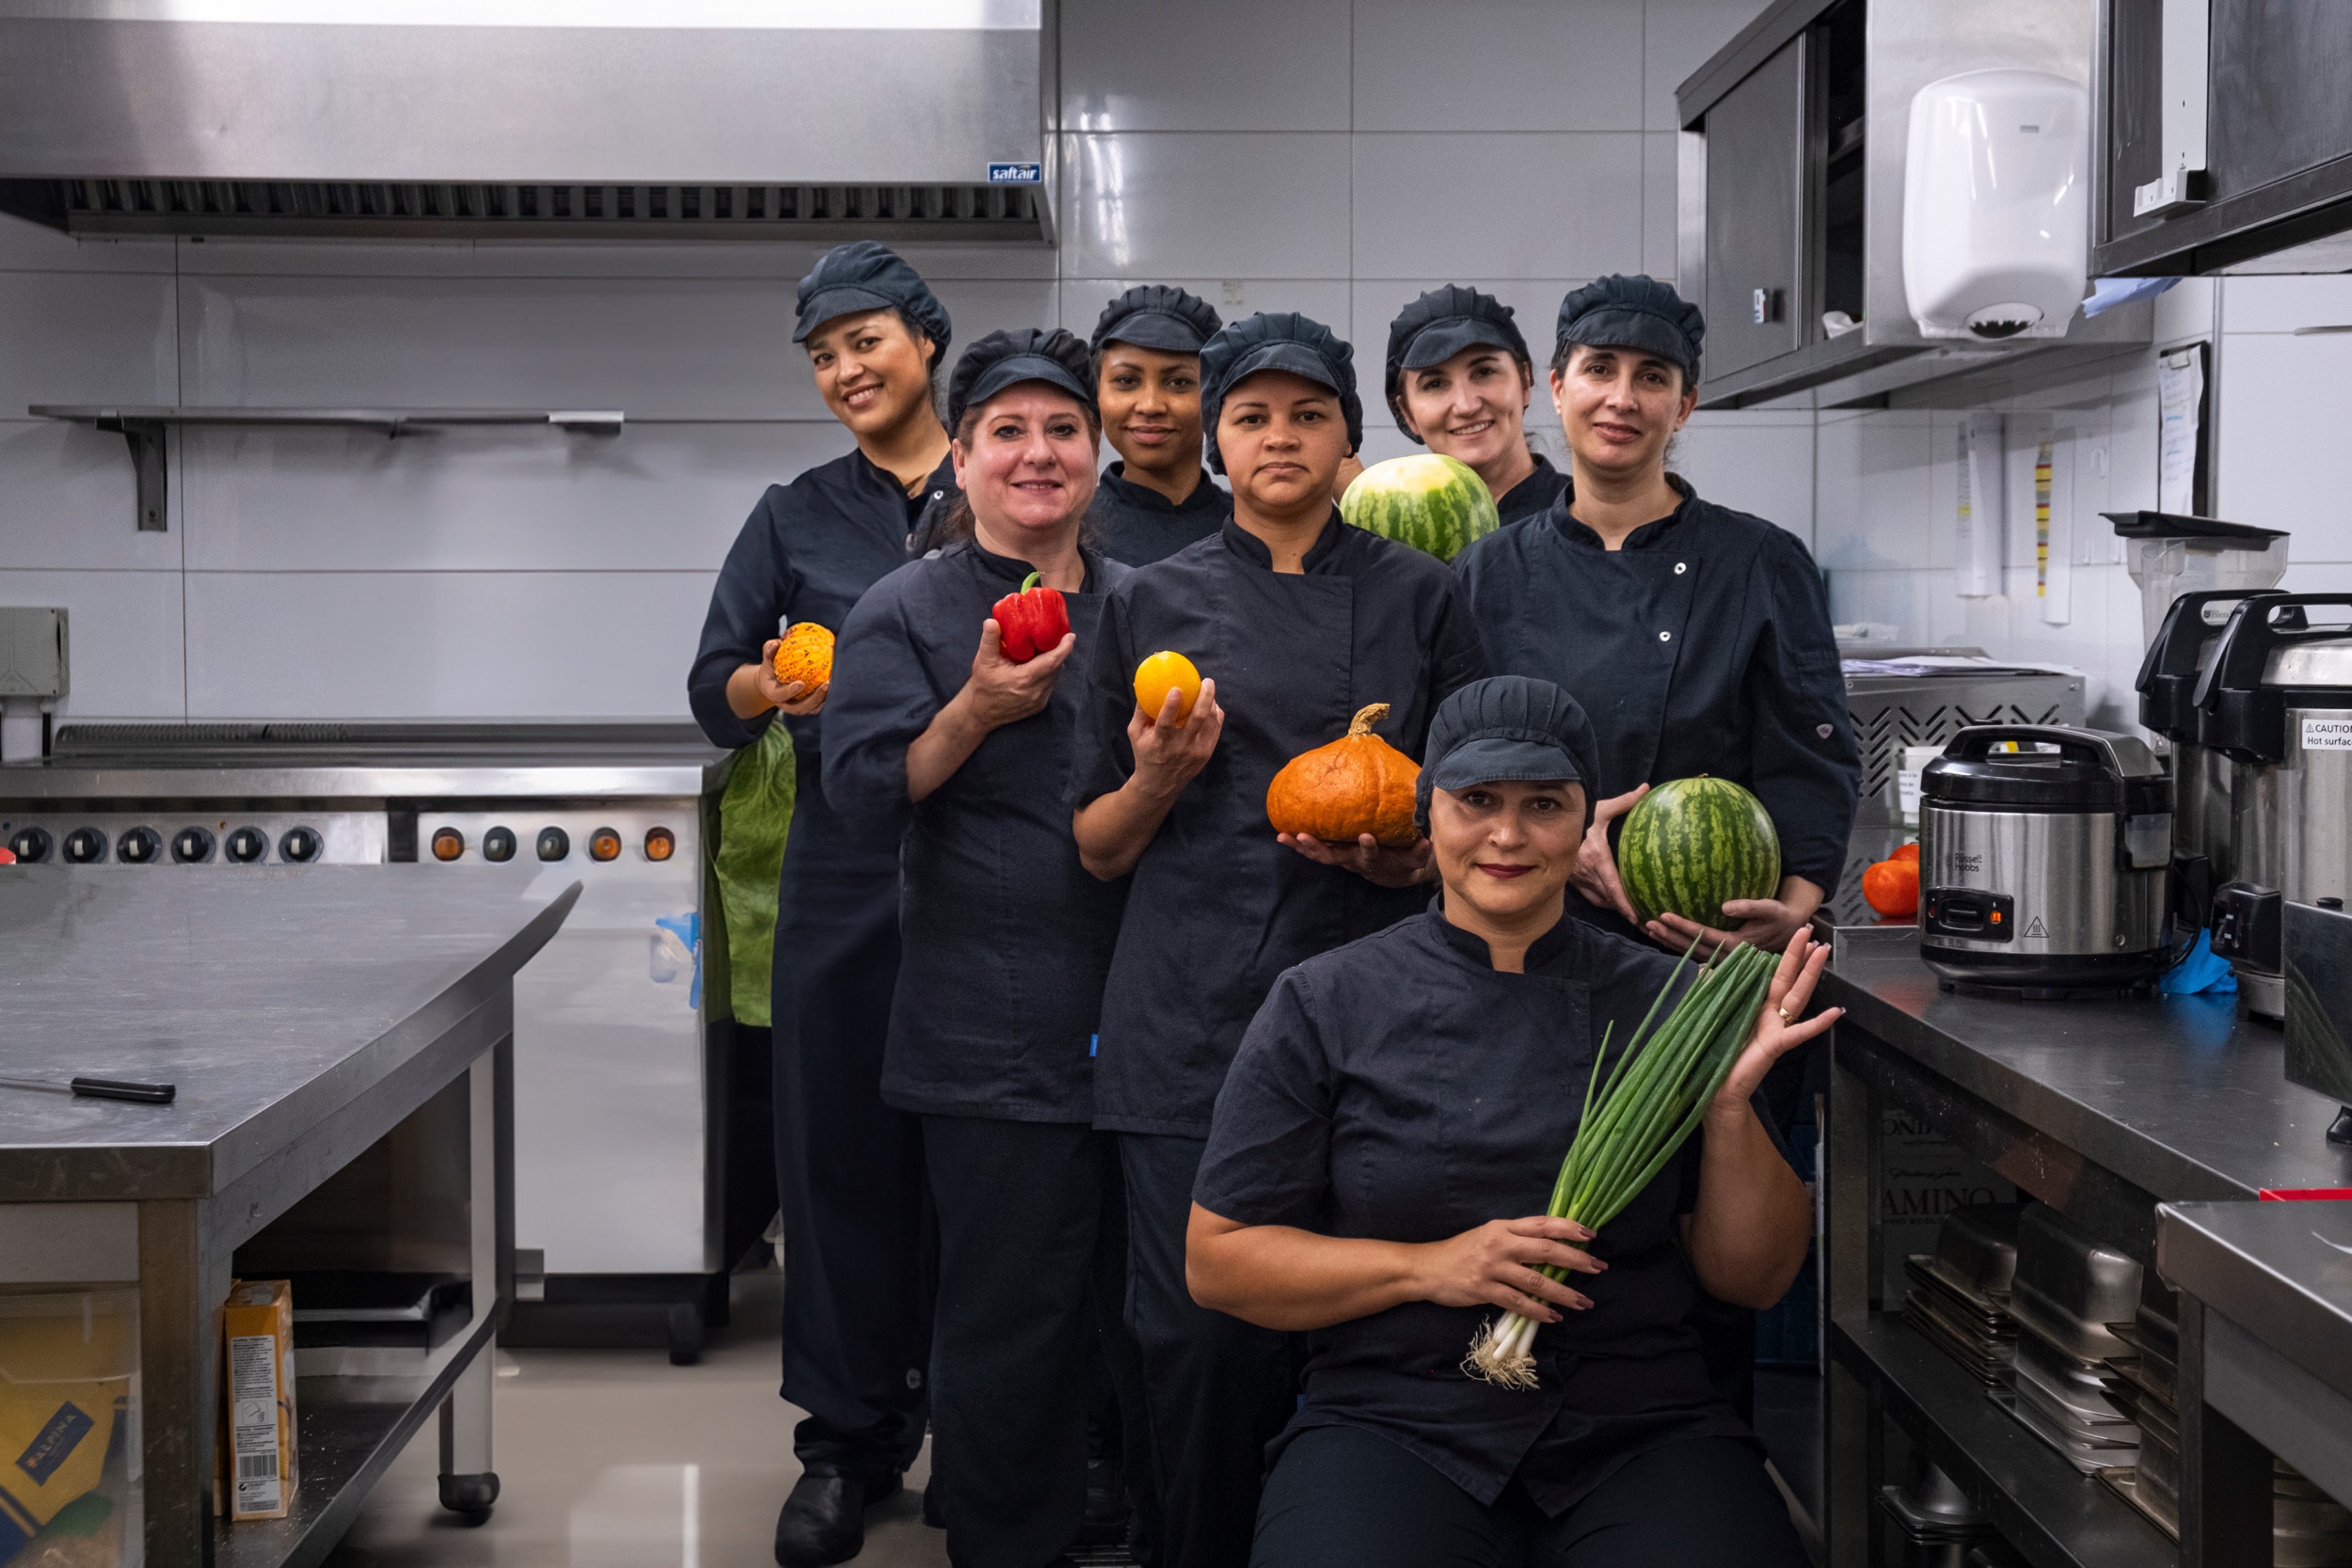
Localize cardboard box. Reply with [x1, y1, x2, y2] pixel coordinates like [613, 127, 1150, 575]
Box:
[221, 1281, 297, 1522]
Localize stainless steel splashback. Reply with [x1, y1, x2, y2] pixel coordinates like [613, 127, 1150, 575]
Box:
[0, 0, 1054, 242]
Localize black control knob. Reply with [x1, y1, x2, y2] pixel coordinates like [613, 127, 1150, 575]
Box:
[171, 826, 215, 863]
[224, 827, 269, 863]
[117, 827, 162, 864]
[482, 827, 516, 863]
[278, 827, 321, 863]
[431, 827, 466, 863]
[536, 827, 570, 862]
[8, 827, 52, 863]
[62, 827, 108, 863]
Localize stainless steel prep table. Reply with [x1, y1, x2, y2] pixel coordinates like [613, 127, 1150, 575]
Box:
[2158, 1202, 2352, 1568]
[1819, 935, 2352, 1568]
[0, 863, 578, 1568]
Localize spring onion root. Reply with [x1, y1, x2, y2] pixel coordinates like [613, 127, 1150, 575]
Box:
[1465, 940, 1781, 1389]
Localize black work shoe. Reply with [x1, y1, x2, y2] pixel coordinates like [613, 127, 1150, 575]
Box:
[774, 1471, 900, 1567]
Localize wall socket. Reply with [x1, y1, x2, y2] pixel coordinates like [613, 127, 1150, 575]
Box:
[0, 608, 69, 698]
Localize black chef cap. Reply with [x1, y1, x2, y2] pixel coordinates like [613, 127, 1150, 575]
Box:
[1554, 274, 1704, 386]
[946, 328, 1098, 433]
[793, 241, 952, 362]
[1385, 286, 1531, 443]
[1414, 675, 1600, 834]
[1091, 284, 1222, 357]
[1198, 310, 1363, 474]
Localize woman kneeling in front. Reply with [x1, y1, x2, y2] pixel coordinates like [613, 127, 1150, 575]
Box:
[1186, 675, 1836, 1567]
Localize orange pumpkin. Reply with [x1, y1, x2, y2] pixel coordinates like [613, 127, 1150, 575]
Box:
[1862, 857, 1919, 917]
[1266, 703, 1421, 846]
[772, 623, 835, 691]
[1133, 650, 1203, 724]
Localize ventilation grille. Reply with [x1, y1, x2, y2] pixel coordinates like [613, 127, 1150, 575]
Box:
[3, 179, 1046, 242]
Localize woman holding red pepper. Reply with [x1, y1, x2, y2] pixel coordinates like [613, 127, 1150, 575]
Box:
[823, 328, 1137, 1568]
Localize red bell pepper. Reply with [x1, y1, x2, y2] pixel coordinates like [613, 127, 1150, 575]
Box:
[992, 571, 1069, 663]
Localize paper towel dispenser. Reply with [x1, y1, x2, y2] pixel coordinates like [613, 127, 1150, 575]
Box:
[1902, 70, 2088, 341]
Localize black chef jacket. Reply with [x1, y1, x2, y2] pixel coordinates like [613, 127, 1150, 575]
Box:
[1492, 451, 1568, 527]
[1068, 514, 1488, 1138]
[1089, 462, 1230, 568]
[688, 449, 958, 759]
[1195, 910, 1790, 1513]
[1454, 479, 1857, 894]
[823, 538, 1133, 1124]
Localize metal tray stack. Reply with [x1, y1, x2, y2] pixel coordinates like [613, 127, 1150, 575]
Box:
[1986, 1205, 2141, 1473]
[1878, 1455, 2012, 1568]
[2099, 1291, 2352, 1564]
[1903, 1203, 2021, 1382]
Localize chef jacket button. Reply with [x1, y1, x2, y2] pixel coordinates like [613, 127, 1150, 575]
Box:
[1659, 630, 1672, 642]
[1675, 562, 1687, 574]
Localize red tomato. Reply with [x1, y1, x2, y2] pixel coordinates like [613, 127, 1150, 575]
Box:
[1862, 858, 1919, 917]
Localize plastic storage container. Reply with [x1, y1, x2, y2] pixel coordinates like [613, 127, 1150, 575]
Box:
[0, 1289, 141, 1568]
[2106, 511, 2290, 649]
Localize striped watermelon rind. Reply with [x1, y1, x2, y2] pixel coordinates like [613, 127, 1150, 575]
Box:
[1617, 776, 1782, 927]
[1339, 453, 1501, 563]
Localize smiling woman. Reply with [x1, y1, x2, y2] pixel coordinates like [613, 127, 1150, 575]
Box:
[1087, 284, 1230, 567]
[1383, 285, 1566, 525]
[820, 327, 1140, 1568]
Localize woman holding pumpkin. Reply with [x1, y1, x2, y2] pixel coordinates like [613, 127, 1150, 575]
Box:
[687, 242, 956, 1564]
[1069, 310, 1487, 1567]
[822, 328, 1136, 1568]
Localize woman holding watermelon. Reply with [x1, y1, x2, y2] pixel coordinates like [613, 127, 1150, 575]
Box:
[1087, 284, 1232, 566]
[1383, 285, 1567, 526]
[1187, 675, 1827, 1567]
[822, 328, 1147, 1568]
[1453, 275, 1858, 961]
[1070, 310, 1487, 1568]
[687, 242, 957, 1564]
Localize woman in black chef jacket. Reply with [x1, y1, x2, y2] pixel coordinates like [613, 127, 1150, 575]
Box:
[687, 241, 955, 1566]
[1088, 284, 1230, 566]
[1070, 310, 1487, 1568]
[823, 329, 1135, 1568]
[1188, 675, 1834, 1567]
[1454, 275, 1858, 958]
[1384, 286, 1565, 526]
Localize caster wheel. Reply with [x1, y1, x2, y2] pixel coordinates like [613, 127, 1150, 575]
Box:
[666, 1302, 705, 1366]
[439, 1471, 500, 1523]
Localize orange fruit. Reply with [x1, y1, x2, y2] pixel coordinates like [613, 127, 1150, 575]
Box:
[772, 623, 834, 690]
[1133, 651, 1202, 724]
[1893, 841, 1920, 864]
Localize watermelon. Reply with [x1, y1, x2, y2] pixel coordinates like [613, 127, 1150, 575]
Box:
[1617, 776, 1782, 927]
[1339, 453, 1500, 562]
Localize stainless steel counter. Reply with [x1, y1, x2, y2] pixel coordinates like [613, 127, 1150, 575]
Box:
[1818, 938, 2352, 1568]
[2158, 1200, 2352, 1531]
[0, 863, 577, 1568]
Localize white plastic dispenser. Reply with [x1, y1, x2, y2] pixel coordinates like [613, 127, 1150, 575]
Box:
[1902, 68, 2089, 341]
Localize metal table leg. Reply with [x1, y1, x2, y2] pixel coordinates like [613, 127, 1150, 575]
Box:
[2178, 1293, 2273, 1568]
[1826, 1030, 1883, 1568]
[438, 1049, 502, 1523]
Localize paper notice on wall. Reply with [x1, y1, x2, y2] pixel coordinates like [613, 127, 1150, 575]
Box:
[1956, 412, 2004, 598]
[2158, 349, 2204, 515]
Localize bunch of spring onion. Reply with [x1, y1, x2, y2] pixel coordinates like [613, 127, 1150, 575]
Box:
[1466, 940, 1782, 1389]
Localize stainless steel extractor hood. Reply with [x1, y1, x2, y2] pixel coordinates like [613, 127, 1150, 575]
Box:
[0, 0, 1055, 243]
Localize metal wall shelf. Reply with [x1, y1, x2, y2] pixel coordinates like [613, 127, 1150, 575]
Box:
[27, 404, 626, 531]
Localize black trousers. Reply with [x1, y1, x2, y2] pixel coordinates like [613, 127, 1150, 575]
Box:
[771, 769, 933, 1481]
[926, 1116, 1136, 1568]
[1121, 1132, 1297, 1568]
[1252, 1427, 1809, 1568]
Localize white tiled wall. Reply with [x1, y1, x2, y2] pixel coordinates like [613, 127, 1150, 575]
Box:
[1812, 274, 2352, 733]
[0, 0, 1805, 723]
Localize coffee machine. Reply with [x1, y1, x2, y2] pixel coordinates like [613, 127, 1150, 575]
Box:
[2194, 594, 2352, 1022]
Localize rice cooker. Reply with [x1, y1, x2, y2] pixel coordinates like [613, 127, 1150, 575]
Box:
[2192, 594, 2352, 1022]
[1918, 725, 2174, 994]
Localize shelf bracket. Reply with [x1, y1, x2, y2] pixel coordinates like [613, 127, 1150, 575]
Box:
[110, 416, 168, 531]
